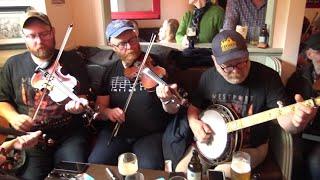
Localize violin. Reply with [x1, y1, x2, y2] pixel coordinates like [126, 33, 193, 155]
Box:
[29, 24, 97, 128]
[124, 56, 167, 90]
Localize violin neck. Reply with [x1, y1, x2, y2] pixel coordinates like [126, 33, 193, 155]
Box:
[142, 67, 167, 86]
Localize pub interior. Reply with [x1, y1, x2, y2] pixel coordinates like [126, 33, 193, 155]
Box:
[0, 0, 319, 179]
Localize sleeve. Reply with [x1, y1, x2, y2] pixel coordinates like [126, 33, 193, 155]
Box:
[286, 72, 314, 103]
[213, 7, 225, 34]
[97, 66, 112, 96]
[175, 11, 191, 44]
[0, 60, 14, 103]
[223, 0, 240, 30]
[191, 70, 211, 110]
[265, 70, 289, 108]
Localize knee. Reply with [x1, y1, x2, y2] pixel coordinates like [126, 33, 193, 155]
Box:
[138, 156, 164, 170]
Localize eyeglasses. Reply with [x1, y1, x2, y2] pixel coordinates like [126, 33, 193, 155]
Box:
[219, 60, 249, 73]
[112, 37, 139, 50]
[23, 30, 52, 41]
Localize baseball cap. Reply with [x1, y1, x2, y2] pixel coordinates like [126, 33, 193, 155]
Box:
[22, 10, 52, 28]
[212, 30, 249, 65]
[106, 20, 134, 41]
[304, 33, 320, 50]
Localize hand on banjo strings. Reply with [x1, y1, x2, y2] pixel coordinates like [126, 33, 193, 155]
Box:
[191, 119, 213, 143]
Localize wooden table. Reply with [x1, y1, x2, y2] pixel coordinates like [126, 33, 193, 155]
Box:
[46, 163, 170, 180]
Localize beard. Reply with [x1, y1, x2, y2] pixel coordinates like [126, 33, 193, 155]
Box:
[27, 43, 55, 60]
[118, 49, 141, 67]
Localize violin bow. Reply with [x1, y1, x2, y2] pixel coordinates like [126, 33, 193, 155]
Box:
[107, 34, 157, 146]
[31, 24, 74, 123]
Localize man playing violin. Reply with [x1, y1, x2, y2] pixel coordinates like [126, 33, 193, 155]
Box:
[0, 11, 90, 179]
[88, 20, 180, 170]
[175, 30, 317, 178]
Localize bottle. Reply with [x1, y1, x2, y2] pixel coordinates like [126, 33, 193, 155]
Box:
[187, 149, 202, 180]
[257, 24, 269, 48]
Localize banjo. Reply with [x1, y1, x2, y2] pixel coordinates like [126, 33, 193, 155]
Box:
[196, 97, 320, 165]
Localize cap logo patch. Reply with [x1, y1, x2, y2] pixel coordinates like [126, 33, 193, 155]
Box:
[221, 37, 237, 52]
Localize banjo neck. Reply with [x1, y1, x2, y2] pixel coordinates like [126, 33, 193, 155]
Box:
[226, 97, 320, 133]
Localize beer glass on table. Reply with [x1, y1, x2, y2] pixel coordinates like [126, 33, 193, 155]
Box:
[118, 152, 138, 177]
[231, 151, 251, 180]
[186, 26, 196, 49]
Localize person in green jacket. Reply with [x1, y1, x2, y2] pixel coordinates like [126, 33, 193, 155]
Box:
[176, 0, 224, 47]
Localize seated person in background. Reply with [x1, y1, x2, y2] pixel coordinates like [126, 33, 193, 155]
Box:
[286, 33, 320, 180]
[176, 0, 224, 47]
[88, 20, 180, 170]
[297, 17, 312, 70]
[223, 0, 267, 43]
[158, 19, 180, 44]
[0, 11, 90, 180]
[176, 30, 317, 178]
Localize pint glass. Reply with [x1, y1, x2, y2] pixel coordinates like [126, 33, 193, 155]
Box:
[231, 151, 251, 180]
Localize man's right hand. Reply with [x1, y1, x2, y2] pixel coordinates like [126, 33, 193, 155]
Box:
[9, 114, 34, 132]
[189, 119, 213, 143]
[103, 107, 125, 123]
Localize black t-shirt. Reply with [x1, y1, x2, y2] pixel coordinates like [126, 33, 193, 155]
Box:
[192, 61, 287, 147]
[0, 50, 89, 133]
[100, 60, 171, 138]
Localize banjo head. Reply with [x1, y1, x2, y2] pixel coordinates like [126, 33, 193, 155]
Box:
[196, 104, 242, 165]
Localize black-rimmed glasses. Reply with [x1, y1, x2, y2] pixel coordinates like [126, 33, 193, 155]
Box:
[219, 60, 249, 73]
[112, 37, 139, 50]
[23, 30, 52, 41]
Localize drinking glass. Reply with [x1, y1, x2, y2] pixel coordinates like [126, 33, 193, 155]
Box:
[118, 152, 138, 176]
[249, 26, 260, 46]
[186, 26, 196, 48]
[125, 172, 144, 180]
[236, 25, 248, 40]
[231, 151, 251, 180]
[169, 176, 187, 180]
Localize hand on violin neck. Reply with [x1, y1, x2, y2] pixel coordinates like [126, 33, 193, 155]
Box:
[65, 98, 88, 114]
[156, 84, 178, 102]
[9, 114, 34, 132]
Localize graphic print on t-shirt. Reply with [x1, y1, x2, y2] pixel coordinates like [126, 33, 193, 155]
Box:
[111, 76, 144, 92]
[21, 77, 68, 127]
[211, 93, 254, 147]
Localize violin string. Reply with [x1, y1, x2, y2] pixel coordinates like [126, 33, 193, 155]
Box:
[31, 24, 74, 122]
[142, 67, 184, 105]
[123, 34, 157, 113]
[109, 34, 157, 142]
[142, 67, 167, 86]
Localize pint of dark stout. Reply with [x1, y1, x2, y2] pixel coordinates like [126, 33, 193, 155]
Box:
[230, 151, 251, 180]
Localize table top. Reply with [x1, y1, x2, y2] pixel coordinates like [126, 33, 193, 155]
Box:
[45, 163, 170, 180]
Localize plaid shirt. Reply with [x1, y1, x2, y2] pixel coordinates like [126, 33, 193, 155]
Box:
[223, 0, 267, 42]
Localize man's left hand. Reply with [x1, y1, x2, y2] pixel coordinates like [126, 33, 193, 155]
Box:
[292, 94, 318, 129]
[65, 98, 88, 114]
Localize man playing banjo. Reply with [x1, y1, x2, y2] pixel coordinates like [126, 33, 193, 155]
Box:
[175, 30, 317, 178]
